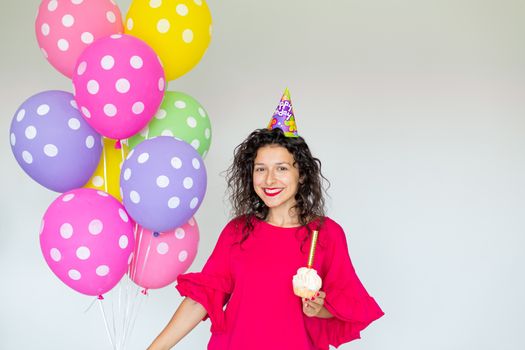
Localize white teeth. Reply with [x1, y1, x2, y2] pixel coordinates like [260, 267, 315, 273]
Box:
[264, 188, 282, 194]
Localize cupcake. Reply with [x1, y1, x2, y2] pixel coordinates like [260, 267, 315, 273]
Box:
[292, 267, 322, 299]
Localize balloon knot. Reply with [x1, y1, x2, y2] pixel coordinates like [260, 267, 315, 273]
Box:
[153, 231, 160, 237]
[141, 289, 149, 295]
[115, 140, 122, 149]
[97, 295, 104, 300]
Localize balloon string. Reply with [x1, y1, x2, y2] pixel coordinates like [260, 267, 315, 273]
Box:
[98, 299, 116, 349]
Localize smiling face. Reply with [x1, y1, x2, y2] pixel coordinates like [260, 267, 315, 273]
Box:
[252, 144, 301, 215]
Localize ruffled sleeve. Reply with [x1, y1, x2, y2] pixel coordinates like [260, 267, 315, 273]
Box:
[176, 220, 236, 333]
[304, 219, 384, 349]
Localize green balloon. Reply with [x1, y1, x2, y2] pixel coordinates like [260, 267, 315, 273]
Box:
[128, 91, 212, 158]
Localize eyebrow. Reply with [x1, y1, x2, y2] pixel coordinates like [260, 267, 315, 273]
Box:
[254, 162, 291, 166]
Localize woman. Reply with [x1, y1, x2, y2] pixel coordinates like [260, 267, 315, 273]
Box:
[148, 91, 383, 350]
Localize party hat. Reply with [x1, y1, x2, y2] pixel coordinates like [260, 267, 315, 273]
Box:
[267, 88, 298, 137]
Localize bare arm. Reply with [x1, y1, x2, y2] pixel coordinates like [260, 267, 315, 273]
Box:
[148, 297, 208, 350]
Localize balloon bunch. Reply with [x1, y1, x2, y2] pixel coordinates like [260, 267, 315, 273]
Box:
[10, 0, 213, 348]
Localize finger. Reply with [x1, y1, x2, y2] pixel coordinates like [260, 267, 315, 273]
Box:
[305, 300, 322, 313]
[306, 296, 325, 308]
[317, 291, 326, 299]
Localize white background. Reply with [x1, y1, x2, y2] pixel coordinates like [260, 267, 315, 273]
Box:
[1, 0, 524, 349]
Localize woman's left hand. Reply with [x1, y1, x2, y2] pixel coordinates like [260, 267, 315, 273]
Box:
[302, 291, 330, 318]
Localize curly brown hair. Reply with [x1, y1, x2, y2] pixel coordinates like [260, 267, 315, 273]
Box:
[226, 128, 328, 247]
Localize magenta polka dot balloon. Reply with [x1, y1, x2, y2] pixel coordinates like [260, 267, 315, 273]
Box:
[35, 0, 123, 78]
[72, 34, 165, 140]
[40, 188, 135, 296]
[130, 218, 199, 289]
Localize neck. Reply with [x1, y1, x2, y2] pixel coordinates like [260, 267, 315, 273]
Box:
[266, 207, 300, 227]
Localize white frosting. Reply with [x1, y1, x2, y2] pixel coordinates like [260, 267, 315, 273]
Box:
[292, 267, 322, 291]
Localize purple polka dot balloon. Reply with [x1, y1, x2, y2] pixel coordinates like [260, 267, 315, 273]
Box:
[120, 136, 207, 232]
[9, 90, 102, 192]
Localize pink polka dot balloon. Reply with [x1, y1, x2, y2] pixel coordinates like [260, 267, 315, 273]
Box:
[35, 0, 123, 78]
[40, 188, 135, 296]
[72, 34, 165, 140]
[129, 218, 199, 289]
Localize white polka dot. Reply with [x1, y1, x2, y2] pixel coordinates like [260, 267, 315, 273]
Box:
[198, 107, 206, 117]
[48, 0, 58, 11]
[155, 109, 167, 119]
[118, 208, 129, 222]
[158, 77, 165, 91]
[119, 235, 129, 249]
[137, 153, 149, 163]
[81, 106, 91, 118]
[92, 176, 104, 187]
[71, 0, 84, 4]
[22, 151, 33, 164]
[41, 47, 48, 58]
[171, 157, 182, 169]
[89, 219, 103, 235]
[116, 78, 130, 93]
[182, 29, 193, 43]
[16, 109, 25, 122]
[87, 80, 99, 94]
[10, 133, 16, 146]
[62, 14, 75, 27]
[97, 190, 108, 197]
[130, 56, 143, 69]
[68, 269, 81, 280]
[50, 248, 61, 262]
[70, 99, 78, 109]
[204, 128, 211, 139]
[178, 250, 188, 262]
[175, 228, 185, 239]
[96, 265, 109, 276]
[126, 17, 134, 30]
[60, 223, 74, 239]
[183, 177, 193, 189]
[57, 38, 69, 51]
[25, 125, 37, 139]
[192, 158, 200, 169]
[130, 190, 140, 203]
[168, 196, 180, 208]
[161, 129, 173, 136]
[191, 139, 200, 150]
[101, 55, 115, 70]
[132, 102, 144, 114]
[156, 175, 169, 188]
[174, 100, 186, 109]
[44, 144, 58, 157]
[37, 104, 50, 116]
[81, 32, 94, 44]
[157, 242, 169, 254]
[86, 135, 95, 148]
[104, 104, 117, 117]
[62, 193, 75, 202]
[68, 118, 81, 130]
[157, 19, 170, 33]
[189, 197, 199, 209]
[41, 23, 50, 36]
[149, 0, 162, 8]
[123, 168, 131, 180]
[77, 61, 87, 75]
[186, 116, 197, 128]
[106, 11, 116, 23]
[110, 34, 122, 39]
[176, 4, 188, 16]
[76, 246, 90, 260]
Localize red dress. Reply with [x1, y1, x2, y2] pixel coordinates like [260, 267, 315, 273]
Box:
[176, 217, 384, 350]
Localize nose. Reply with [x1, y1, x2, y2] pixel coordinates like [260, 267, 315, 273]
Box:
[265, 169, 275, 185]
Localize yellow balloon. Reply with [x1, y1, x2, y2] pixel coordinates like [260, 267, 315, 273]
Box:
[125, 0, 212, 81]
[85, 138, 129, 201]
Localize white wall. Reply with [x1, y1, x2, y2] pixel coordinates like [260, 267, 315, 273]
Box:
[1, 0, 524, 349]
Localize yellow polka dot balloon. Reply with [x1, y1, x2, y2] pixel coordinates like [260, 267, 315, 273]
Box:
[125, 0, 212, 81]
[84, 138, 129, 201]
